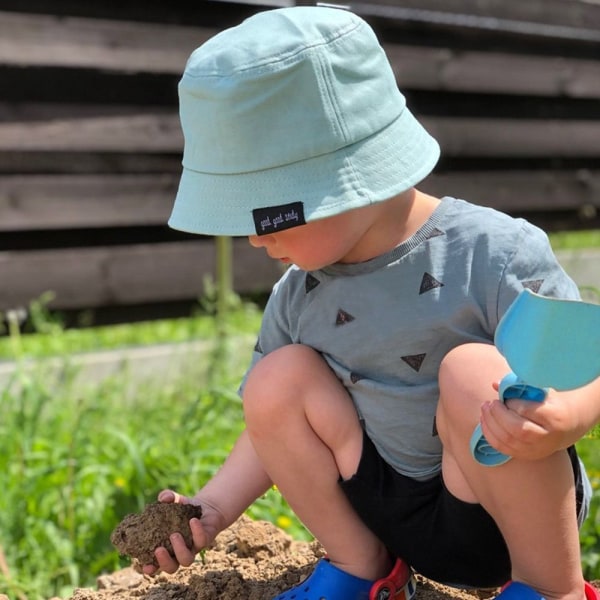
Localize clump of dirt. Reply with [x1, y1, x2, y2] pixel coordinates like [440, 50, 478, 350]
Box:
[110, 502, 203, 568]
[69, 515, 600, 600]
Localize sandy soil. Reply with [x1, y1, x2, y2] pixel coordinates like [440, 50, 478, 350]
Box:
[65, 504, 599, 600]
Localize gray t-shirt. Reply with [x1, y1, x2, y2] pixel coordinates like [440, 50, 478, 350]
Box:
[241, 197, 581, 480]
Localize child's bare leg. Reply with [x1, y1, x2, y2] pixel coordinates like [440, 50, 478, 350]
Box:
[436, 343, 585, 600]
[243, 344, 391, 580]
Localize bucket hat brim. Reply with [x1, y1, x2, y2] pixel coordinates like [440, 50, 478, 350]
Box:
[168, 104, 440, 237]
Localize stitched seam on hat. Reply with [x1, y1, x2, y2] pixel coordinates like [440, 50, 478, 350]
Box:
[197, 20, 364, 78]
[345, 153, 369, 201]
[315, 51, 348, 144]
[246, 19, 362, 74]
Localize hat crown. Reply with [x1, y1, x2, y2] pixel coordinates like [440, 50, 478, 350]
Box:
[179, 6, 405, 174]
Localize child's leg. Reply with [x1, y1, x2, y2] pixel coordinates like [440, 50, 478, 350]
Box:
[436, 343, 585, 600]
[242, 343, 392, 581]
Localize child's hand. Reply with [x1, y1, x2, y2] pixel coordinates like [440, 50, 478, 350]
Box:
[141, 489, 224, 576]
[479, 383, 585, 461]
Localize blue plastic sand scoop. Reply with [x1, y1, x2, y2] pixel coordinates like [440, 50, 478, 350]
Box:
[470, 289, 600, 466]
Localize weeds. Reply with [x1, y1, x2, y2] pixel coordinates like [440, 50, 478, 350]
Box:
[0, 297, 304, 599]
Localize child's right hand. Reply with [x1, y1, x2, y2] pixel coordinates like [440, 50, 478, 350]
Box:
[141, 488, 224, 576]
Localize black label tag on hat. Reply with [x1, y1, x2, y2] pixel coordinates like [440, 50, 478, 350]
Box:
[252, 202, 306, 236]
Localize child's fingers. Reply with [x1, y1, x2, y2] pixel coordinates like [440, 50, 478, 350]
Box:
[190, 517, 208, 550]
[153, 545, 183, 573]
[168, 532, 197, 567]
[481, 399, 546, 458]
[141, 563, 158, 576]
[157, 489, 190, 504]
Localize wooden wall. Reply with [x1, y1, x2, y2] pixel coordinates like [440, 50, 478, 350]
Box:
[0, 0, 599, 320]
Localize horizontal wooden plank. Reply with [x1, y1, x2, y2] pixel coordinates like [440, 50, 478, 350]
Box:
[385, 45, 600, 98]
[0, 11, 212, 73]
[2, 112, 599, 157]
[0, 240, 284, 311]
[351, 0, 600, 35]
[0, 102, 156, 121]
[422, 170, 600, 215]
[421, 117, 600, 158]
[0, 112, 182, 152]
[0, 174, 176, 230]
[2, 170, 599, 232]
[0, 149, 181, 176]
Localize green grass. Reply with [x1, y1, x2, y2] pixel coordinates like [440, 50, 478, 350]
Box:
[0, 293, 263, 361]
[576, 437, 600, 579]
[0, 318, 309, 600]
[549, 229, 600, 250]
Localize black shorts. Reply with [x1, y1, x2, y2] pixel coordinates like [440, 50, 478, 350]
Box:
[339, 430, 587, 588]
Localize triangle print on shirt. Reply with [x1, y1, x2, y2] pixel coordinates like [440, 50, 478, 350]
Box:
[335, 309, 355, 326]
[401, 353, 426, 372]
[419, 273, 444, 295]
[522, 279, 544, 293]
[305, 273, 320, 293]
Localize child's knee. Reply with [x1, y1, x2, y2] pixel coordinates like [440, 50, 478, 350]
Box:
[439, 343, 484, 400]
[439, 343, 506, 397]
[243, 344, 326, 419]
[437, 343, 507, 437]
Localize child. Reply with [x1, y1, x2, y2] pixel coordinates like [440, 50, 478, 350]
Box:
[141, 6, 600, 600]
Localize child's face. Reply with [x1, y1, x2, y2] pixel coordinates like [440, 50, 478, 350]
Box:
[248, 208, 374, 271]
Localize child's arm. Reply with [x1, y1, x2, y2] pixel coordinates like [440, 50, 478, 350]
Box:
[479, 375, 600, 462]
[142, 429, 272, 575]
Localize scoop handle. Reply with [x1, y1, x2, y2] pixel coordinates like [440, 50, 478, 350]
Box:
[469, 372, 548, 466]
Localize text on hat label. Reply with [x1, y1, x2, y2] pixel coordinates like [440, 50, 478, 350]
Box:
[252, 202, 306, 236]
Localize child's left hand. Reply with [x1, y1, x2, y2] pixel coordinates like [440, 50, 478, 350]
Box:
[478, 381, 593, 462]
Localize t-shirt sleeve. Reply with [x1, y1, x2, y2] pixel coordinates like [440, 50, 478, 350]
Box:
[496, 220, 580, 321]
[237, 269, 297, 396]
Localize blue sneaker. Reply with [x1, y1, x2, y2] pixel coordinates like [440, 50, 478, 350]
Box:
[272, 557, 416, 600]
[497, 581, 600, 600]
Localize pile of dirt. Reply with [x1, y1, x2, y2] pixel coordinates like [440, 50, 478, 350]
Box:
[67, 504, 598, 600]
[71, 514, 330, 600]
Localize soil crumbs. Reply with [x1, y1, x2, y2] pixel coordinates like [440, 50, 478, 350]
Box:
[70, 513, 599, 600]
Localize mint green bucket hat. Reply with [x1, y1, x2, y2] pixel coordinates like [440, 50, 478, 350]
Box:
[169, 6, 440, 237]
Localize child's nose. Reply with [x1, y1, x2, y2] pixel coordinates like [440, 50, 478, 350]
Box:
[248, 235, 271, 248]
